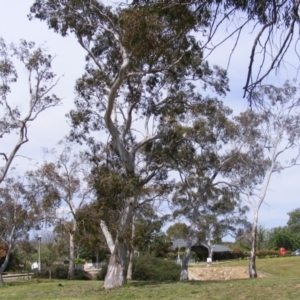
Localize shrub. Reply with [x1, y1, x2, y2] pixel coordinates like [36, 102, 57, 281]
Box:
[97, 263, 108, 280]
[32, 265, 91, 280]
[75, 258, 85, 264]
[74, 269, 92, 280]
[97, 256, 180, 281]
[133, 256, 180, 281]
[256, 250, 280, 258]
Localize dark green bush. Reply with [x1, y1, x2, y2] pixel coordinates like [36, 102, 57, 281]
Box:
[97, 256, 180, 281]
[32, 265, 91, 280]
[97, 263, 107, 280]
[133, 256, 180, 281]
[256, 250, 281, 258]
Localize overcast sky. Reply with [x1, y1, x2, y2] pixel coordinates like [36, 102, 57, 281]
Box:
[1, 0, 300, 233]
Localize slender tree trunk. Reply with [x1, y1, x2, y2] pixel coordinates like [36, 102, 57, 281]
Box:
[207, 235, 213, 260]
[126, 248, 134, 281]
[180, 207, 198, 281]
[127, 215, 136, 280]
[68, 223, 76, 280]
[249, 211, 258, 278]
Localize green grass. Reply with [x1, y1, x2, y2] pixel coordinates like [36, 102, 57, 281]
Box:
[1, 257, 300, 300]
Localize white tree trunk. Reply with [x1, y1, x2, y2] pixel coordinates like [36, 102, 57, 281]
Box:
[126, 248, 134, 281]
[249, 210, 259, 278]
[103, 197, 136, 289]
[103, 240, 127, 289]
[127, 215, 136, 280]
[68, 226, 75, 280]
[180, 207, 198, 281]
[207, 238, 213, 260]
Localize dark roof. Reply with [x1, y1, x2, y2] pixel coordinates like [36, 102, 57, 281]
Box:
[170, 239, 232, 252]
[199, 244, 233, 253]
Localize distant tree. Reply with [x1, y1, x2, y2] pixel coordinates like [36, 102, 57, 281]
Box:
[166, 223, 189, 241]
[287, 208, 300, 235]
[267, 226, 299, 251]
[256, 225, 271, 251]
[0, 176, 41, 285]
[27, 142, 94, 279]
[170, 98, 248, 281]
[0, 38, 61, 185]
[236, 82, 300, 278]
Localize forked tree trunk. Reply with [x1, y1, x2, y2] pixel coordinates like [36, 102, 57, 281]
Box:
[103, 197, 136, 289]
[104, 241, 127, 289]
[249, 211, 258, 278]
[180, 207, 198, 281]
[68, 230, 75, 280]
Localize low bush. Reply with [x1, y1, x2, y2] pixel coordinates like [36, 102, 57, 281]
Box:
[97, 256, 180, 281]
[133, 256, 180, 281]
[32, 265, 91, 280]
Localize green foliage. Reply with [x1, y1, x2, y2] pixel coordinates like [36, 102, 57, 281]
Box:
[98, 256, 180, 281]
[132, 256, 180, 281]
[287, 208, 300, 234]
[166, 223, 189, 241]
[74, 258, 85, 265]
[267, 226, 300, 251]
[32, 265, 91, 280]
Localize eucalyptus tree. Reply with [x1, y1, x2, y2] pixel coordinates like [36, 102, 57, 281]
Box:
[0, 176, 42, 286]
[29, 0, 229, 288]
[166, 223, 189, 241]
[170, 98, 248, 280]
[0, 38, 61, 185]
[27, 142, 94, 279]
[235, 82, 300, 278]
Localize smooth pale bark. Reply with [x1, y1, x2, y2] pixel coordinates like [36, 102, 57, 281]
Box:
[103, 241, 127, 289]
[126, 248, 134, 281]
[100, 220, 115, 254]
[127, 215, 136, 281]
[207, 236, 213, 260]
[103, 197, 136, 289]
[180, 207, 198, 281]
[249, 211, 258, 278]
[68, 227, 75, 280]
[249, 164, 274, 278]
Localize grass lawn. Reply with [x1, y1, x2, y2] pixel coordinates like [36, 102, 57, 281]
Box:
[1, 257, 300, 300]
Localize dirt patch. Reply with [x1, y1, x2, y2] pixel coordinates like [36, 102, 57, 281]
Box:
[188, 266, 269, 281]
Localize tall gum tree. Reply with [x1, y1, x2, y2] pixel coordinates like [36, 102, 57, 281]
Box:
[27, 142, 94, 279]
[169, 98, 248, 280]
[0, 39, 61, 184]
[29, 1, 229, 289]
[235, 82, 300, 278]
